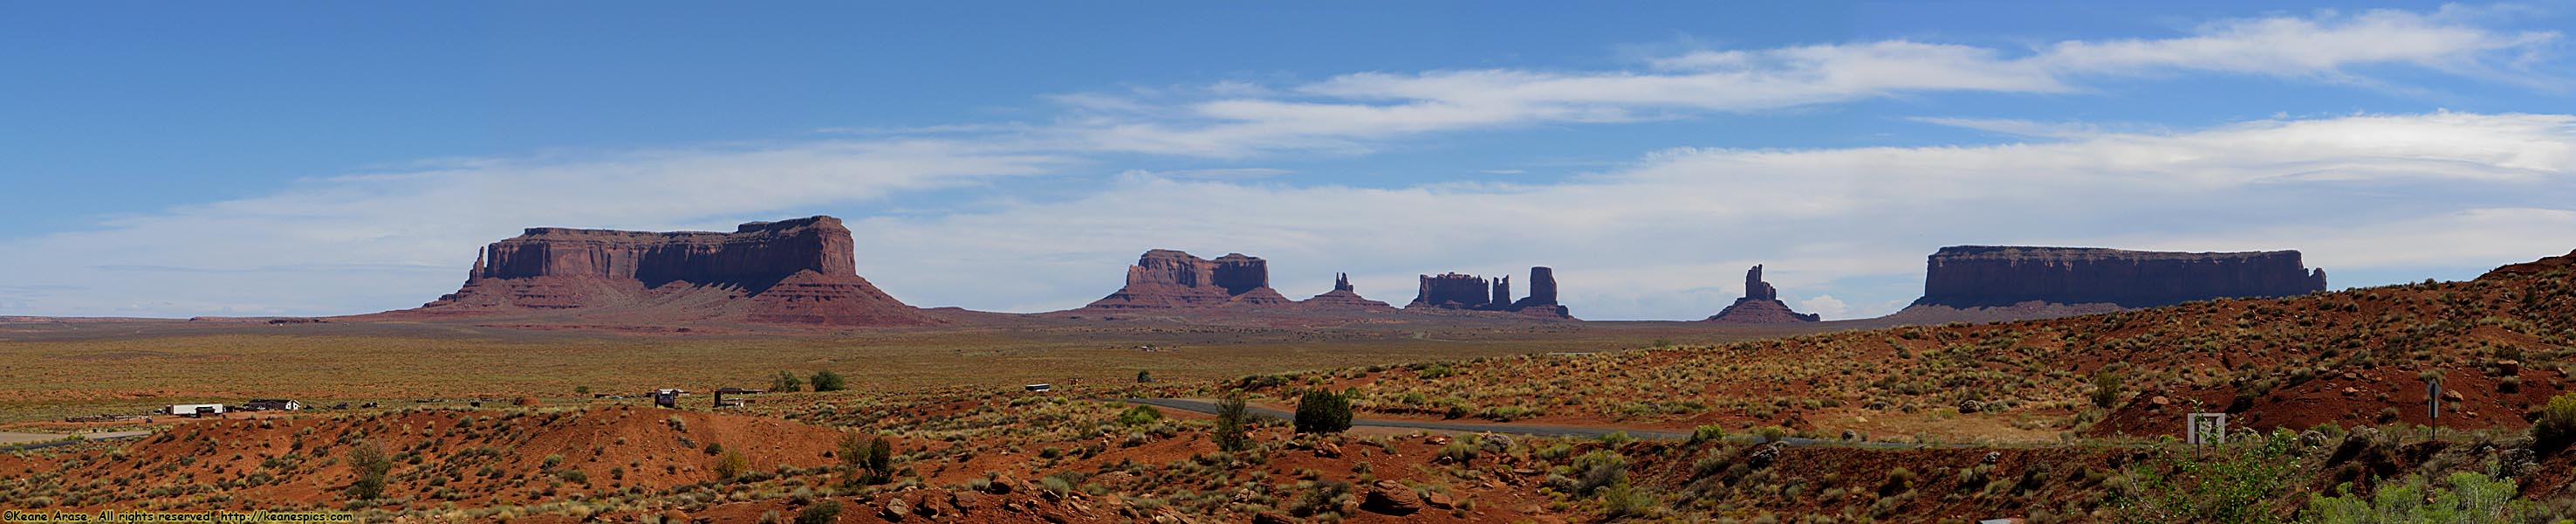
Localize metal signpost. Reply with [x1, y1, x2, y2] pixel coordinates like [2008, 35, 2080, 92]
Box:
[2428, 380, 2441, 440]
[2187, 412, 2227, 445]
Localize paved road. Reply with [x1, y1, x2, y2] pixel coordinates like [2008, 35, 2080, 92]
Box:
[1120, 398, 1695, 440]
[0, 431, 151, 451]
[1114, 398, 1940, 448]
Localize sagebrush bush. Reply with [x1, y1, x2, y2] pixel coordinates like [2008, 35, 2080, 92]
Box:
[1689, 424, 1727, 444]
[1118, 404, 1163, 426]
[2536, 391, 2576, 453]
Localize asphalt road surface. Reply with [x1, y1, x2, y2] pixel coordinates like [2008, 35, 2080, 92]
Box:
[0, 430, 152, 451]
[1114, 398, 1947, 448]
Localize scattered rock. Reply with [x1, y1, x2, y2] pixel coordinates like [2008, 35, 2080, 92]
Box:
[881, 497, 912, 521]
[1360, 480, 1422, 515]
[1747, 443, 1782, 468]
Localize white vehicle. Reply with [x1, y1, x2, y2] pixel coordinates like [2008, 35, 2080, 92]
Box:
[167, 403, 226, 417]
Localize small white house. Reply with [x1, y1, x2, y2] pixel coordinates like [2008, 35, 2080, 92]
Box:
[167, 403, 225, 417]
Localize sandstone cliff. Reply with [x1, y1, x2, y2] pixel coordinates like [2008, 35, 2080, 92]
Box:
[1083, 250, 1291, 309]
[1911, 245, 2327, 309]
[1704, 265, 1820, 323]
[1408, 267, 1571, 318]
[401, 216, 935, 326]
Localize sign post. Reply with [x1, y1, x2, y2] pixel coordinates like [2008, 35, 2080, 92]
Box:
[2427, 379, 2442, 440]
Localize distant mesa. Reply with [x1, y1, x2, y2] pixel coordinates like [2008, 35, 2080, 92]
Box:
[1884, 245, 2327, 323]
[1407, 266, 1570, 318]
[1083, 250, 1292, 309]
[1703, 265, 1820, 323]
[1300, 272, 1394, 310]
[387, 216, 937, 327]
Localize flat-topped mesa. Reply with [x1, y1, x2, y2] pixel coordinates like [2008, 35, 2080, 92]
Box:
[476, 216, 854, 286]
[1301, 272, 1395, 310]
[1913, 245, 2329, 309]
[407, 216, 936, 327]
[1705, 265, 1819, 323]
[1411, 272, 1493, 308]
[1083, 250, 1290, 309]
[1408, 267, 1571, 317]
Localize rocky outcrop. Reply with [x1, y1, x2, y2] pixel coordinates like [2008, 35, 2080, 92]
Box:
[2484, 249, 2576, 279]
[1911, 246, 2327, 309]
[1408, 267, 1570, 317]
[1510, 266, 1559, 310]
[1300, 272, 1394, 310]
[402, 216, 935, 326]
[1704, 265, 1820, 323]
[1083, 251, 1291, 309]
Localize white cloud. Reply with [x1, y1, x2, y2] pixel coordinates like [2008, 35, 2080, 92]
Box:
[0, 141, 1071, 316]
[1047, 6, 2557, 157]
[1796, 295, 1851, 319]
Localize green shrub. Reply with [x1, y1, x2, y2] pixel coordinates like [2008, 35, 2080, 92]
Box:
[1598, 481, 1655, 519]
[1118, 404, 1164, 426]
[2536, 391, 2576, 453]
[1572, 450, 1628, 495]
[771, 371, 804, 392]
[1135, 369, 1153, 383]
[837, 431, 894, 486]
[1294, 390, 1352, 434]
[795, 500, 841, 524]
[715, 450, 749, 480]
[809, 370, 846, 392]
[1689, 424, 1728, 444]
[2304, 472, 2526, 522]
[343, 441, 393, 501]
[1214, 394, 1251, 452]
[2091, 370, 2122, 409]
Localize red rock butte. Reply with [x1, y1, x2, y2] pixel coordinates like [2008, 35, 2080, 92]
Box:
[1406, 266, 1570, 318]
[1704, 265, 1820, 323]
[1910, 245, 2328, 309]
[1080, 250, 1293, 309]
[387, 216, 936, 326]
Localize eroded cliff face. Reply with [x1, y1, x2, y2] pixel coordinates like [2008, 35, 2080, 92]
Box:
[1408, 267, 1571, 318]
[1913, 245, 2328, 309]
[403, 216, 935, 327]
[1705, 265, 1820, 323]
[1083, 251, 1291, 309]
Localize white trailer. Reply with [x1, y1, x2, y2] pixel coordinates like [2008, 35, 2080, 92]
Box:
[167, 403, 226, 417]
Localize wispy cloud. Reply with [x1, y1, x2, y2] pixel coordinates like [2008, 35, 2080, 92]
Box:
[1039, 6, 2559, 157]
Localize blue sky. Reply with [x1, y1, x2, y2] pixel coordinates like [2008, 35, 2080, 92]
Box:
[3, 2, 2573, 320]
